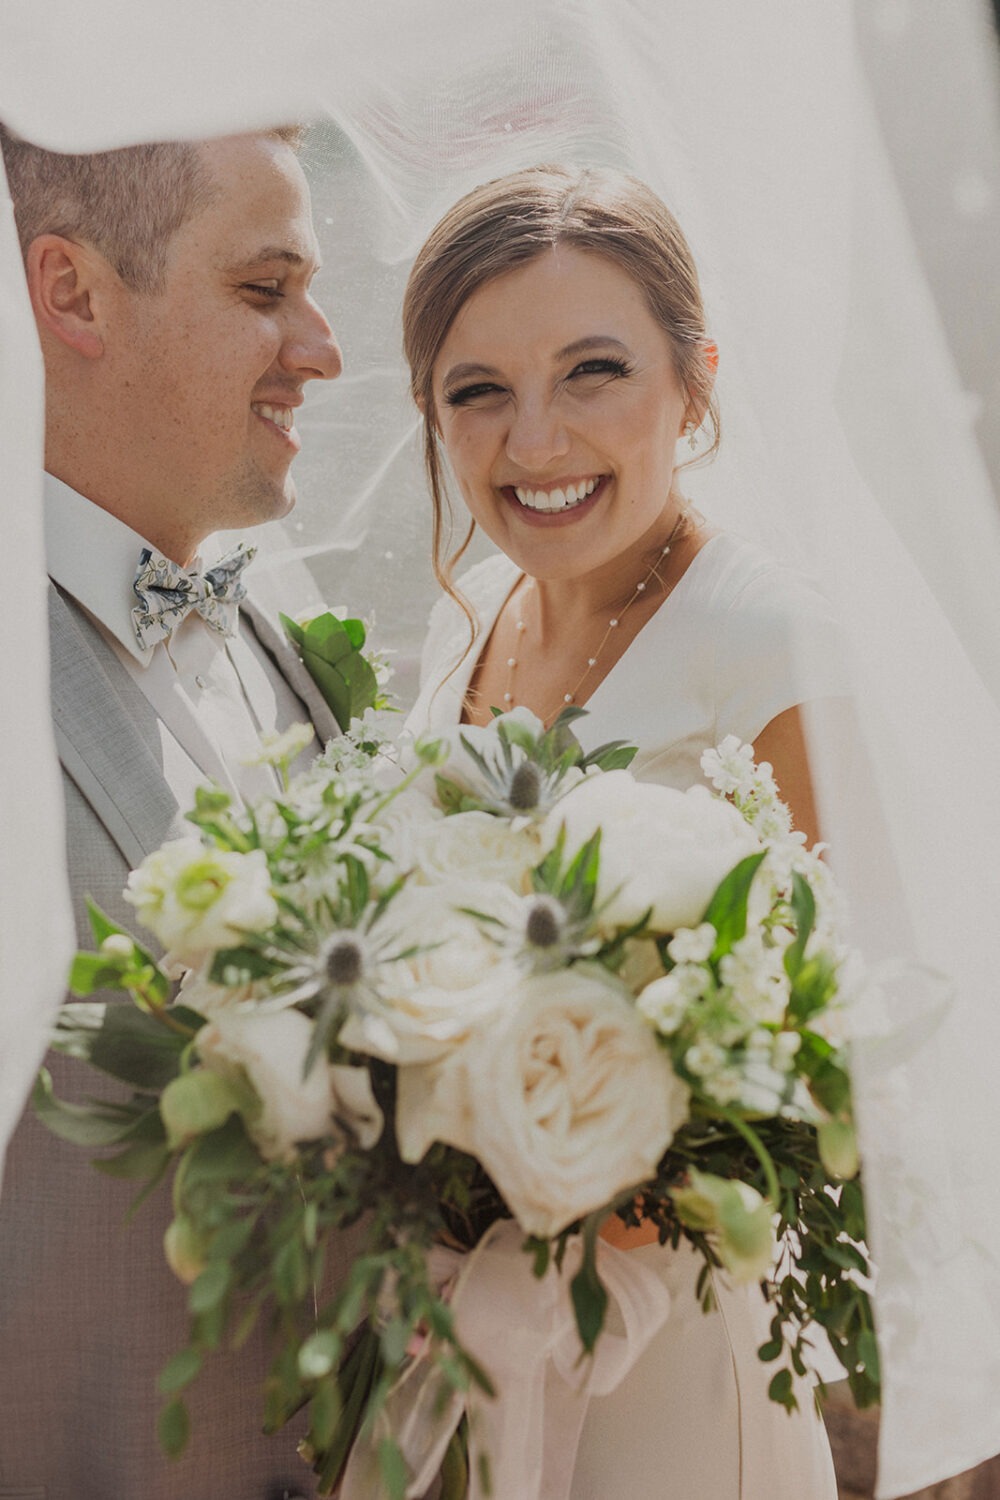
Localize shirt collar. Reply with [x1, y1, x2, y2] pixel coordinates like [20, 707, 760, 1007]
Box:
[44, 474, 176, 667]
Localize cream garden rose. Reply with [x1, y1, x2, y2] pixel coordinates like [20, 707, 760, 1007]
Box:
[408, 809, 541, 892]
[339, 881, 524, 1064]
[542, 772, 760, 934]
[124, 837, 278, 963]
[397, 967, 690, 1238]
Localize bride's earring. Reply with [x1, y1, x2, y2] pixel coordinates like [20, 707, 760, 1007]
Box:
[684, 420, 699, 452]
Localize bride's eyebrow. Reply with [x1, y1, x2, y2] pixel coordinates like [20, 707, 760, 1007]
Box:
[442, 361, 503, 385]
[557, 335, 633, 359]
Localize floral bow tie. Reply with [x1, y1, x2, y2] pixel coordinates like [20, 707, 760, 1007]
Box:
[131, 542, 257, 651]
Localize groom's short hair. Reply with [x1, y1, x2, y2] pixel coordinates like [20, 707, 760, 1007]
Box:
[0, 123, 305, 295]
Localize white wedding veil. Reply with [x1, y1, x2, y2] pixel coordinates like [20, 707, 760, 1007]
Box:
[3, 3, 1000, 1493]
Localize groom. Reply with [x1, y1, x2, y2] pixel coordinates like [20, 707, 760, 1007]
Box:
[0, 125, 343, 1499]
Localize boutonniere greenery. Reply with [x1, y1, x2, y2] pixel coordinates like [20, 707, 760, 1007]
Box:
[280, 608, 391, 732]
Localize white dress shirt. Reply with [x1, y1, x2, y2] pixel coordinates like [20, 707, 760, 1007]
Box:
[44, 474, 309, 809]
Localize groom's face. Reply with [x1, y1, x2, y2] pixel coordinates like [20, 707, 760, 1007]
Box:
[108, 134, 342, 555]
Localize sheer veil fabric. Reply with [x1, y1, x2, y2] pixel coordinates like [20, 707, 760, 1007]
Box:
[2, 3, 1000, 1493]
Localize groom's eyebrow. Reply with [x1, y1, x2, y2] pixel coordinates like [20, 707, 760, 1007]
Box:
[223, 247, 318, 274]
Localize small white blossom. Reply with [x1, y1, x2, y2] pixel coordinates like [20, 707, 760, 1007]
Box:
[667, 923, 717, 964]
[703, 1066, 743, 1106]
[772, 1030, 802, 1068]
[685, 1040, 727, 1077]
[245, 722, 315, 770]
[637, 973, 688, 1035]
[700, 736, 758, 797]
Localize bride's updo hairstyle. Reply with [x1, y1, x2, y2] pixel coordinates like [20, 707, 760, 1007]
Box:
[402, 163, 720, 596]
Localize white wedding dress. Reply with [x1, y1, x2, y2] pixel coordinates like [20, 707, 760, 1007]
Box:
[407, 532, 846, 1500]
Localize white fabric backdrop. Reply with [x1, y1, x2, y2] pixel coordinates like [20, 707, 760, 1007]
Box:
[2, 3, 1000, 1493]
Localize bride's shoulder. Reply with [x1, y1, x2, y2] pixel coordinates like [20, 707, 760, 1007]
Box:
[694, 532, 835, 624]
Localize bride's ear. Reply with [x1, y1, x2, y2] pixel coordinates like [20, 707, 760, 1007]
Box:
[681, 339, 718, 433]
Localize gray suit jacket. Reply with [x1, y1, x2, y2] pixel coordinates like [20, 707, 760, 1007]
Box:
[0, 588, 342, 1500]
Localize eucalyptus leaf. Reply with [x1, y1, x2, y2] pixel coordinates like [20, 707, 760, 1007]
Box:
[157, 1346, 203, 1395]
[157, 1397, 190, 1458]
[188, 1260, 232, 1315]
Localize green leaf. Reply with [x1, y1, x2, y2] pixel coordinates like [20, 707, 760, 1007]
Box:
[68, 953, 133, 996]
[580, 739, 638, 772]
[282, 611, 378, 731]
[702, 851, 768, 956]
[767, 1367, 795, 1410]
[207, 945, 285, 985]
[182, 1114, 262, 1190]
[158, 1346, 203, 1396]
[92, 1137, 170, 1181]
[440, 1423, 470, 1500]
[85, 899, 130, 948]
[279, 611, 306, 648]
[378, 1436, 408, 1500]
[53, 1001, 199, 1089]
[570, 1212, 609, 1354]
[157, 1397, 190, 1458]
[783, 872, 816, 980]
[32, 1069, 158, 1148]
[160, 1069, 244, 1149]
[308, 1374, 343, 1451]
[188, 1260, 232, 1315]
[272, 1234, 310, 1306]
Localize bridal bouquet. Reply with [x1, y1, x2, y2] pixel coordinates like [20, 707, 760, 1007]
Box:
[39, 708, 875, 1498]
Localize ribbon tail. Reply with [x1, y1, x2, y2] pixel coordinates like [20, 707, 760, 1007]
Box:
[338, 1354, 465, 1500]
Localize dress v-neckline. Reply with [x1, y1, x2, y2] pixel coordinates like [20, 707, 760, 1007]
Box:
[456, 534, 727, 728]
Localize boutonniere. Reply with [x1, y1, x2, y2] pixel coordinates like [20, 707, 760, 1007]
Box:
[280, 607, 390, 732]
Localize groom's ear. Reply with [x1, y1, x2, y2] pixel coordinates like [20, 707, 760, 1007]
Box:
[25, 235, 109, 360]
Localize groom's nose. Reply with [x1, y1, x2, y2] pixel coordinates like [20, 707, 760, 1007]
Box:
[281, 293, 344, 382]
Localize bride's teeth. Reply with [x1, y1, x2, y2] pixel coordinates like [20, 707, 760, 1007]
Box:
[513, 478, 601, 512]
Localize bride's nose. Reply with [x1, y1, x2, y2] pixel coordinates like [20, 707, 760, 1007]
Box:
[504, 397, 571, 470]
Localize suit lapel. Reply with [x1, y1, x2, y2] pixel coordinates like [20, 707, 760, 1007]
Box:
[48, 589, 340, 875]
[48, 585, 186, 869]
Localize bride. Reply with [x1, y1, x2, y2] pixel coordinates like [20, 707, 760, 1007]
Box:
[403, 163, 844, 1498]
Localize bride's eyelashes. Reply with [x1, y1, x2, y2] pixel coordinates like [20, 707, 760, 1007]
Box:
[444, 380, 504, 406]
[567, 356, 634, 382]
[444, 356, 634, 408]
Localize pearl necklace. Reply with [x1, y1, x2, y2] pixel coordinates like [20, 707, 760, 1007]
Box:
[501, 509, 690, 722]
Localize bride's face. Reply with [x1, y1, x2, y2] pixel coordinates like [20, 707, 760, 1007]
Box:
[431, 245, 692, 581]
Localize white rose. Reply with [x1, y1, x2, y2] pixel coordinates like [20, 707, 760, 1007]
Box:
[542, 772, 760, 935]
[340, 883, 523, 1064]
[124, 838, 278, 963]
[197, 1007, 382, 1163]
[409, 810, 541, 893]
[397, 967, 690, 1238]
[371, 788, 444, 869]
